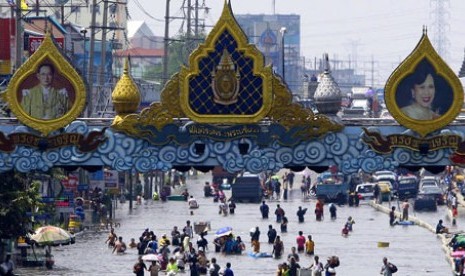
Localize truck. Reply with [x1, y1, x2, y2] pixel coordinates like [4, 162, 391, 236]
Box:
[231, 173, 263, 203]
[396, 175, 419, 199]
[315, 172, 349, 203]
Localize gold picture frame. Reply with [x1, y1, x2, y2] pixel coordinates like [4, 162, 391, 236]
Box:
[385, 30, 463, 137]
[5, 34, 86, 136]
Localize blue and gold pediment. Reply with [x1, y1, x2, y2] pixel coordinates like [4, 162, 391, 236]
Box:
[112, 1, 343, 142]
[178, 1, 272, 123]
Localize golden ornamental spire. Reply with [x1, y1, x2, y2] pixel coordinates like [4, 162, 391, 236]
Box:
[111, 56, 141, 125]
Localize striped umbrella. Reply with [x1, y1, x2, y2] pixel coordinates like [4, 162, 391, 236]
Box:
[30, 225, 75, 246]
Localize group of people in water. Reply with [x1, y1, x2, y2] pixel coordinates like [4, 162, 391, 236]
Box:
[106, 221, 236, 275]
[99, 168, 465, 275]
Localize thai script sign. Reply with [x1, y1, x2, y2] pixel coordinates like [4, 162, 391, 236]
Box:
[0, 128, 107, 152]
[362, 128, 461, 153]
[29, 36, 64, 54]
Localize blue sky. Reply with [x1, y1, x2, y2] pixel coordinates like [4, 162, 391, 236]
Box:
[128, 0, 465, 86]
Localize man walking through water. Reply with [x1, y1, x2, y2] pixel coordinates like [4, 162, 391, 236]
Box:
[275, 204, 285, 223]
[260, 201, 269, 219]
[401, 199, 409, 221]
[389, 206, 397, 226]
[296, 206, 308, 223]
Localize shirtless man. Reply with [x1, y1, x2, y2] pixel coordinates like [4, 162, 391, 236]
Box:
[112, 236, 127, 254]
[105, 228, 117, 247]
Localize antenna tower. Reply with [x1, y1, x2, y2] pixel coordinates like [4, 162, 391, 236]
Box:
[430, 0, 450, 60]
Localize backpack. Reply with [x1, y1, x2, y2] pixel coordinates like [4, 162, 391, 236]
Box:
[389, 263, 398, 273]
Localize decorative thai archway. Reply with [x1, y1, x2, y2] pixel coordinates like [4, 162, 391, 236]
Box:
[0, 2, 464, 176]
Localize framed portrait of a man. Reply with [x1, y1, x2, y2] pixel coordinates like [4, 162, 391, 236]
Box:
[385, 32, 463, 137]
[5, 34, 86, 136]
[18, 62, 75, 120]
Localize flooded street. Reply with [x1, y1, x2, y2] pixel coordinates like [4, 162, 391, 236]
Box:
[17, 172, 454, 275]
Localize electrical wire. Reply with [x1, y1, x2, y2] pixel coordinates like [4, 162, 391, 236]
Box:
[132, 0, 164, 22]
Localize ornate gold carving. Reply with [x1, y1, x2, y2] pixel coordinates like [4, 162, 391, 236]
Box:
[212, 49, 240, 105]
[111, 0, 343, 139]
[112, 73, 186, 134]
[269, 76, 343, 137]
[385, 29, 463, 137]
[5, 33, 86, 136]
[111, 58, 141, 124]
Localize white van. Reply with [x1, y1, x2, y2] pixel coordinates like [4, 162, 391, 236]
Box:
[355, 183, 375, 200]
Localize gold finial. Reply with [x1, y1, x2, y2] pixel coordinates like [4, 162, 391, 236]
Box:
[123, 56, 129, 75]
[111, 55, 140, 124]
[221, 0, 233, 18]
[44, 24, 53, 37]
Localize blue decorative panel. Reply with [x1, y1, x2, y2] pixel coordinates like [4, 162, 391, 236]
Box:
[188, 30, 263, 115]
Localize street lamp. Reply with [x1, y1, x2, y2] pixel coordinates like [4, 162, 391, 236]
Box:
[80, 28, 88, 81]
[279, 27, 287, 81]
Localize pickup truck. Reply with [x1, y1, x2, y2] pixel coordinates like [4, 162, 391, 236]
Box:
[396, 175, 419, 199]
[315, 172, 349, 203]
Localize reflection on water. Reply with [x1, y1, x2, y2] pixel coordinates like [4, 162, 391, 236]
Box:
[16, 176, 453, 275]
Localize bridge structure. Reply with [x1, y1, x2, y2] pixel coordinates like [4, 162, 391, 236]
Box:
[1, 1, 465, 177]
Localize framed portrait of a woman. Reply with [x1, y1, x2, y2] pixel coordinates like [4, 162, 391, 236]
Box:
[394, 59, 453, 121]
[385, 32, 463, 137]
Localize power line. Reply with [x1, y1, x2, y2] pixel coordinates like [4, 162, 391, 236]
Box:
[132, 0, 164, 22]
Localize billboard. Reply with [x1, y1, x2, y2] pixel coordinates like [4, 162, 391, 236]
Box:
[29, 36, 64, 54]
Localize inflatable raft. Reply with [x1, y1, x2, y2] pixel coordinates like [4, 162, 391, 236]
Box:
[247, 252, 272, 258]
[167, 195, 185, 201]
[397, 220, 415, 226]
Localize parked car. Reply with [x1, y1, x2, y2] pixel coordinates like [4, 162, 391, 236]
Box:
[414, 194, 438, 211]
[373, 171, 396, 181]
[373, 171, 397, 189]
[419, 185, 445, 205]
[419, 176, 440, 189]
[355, 183, 375, 200]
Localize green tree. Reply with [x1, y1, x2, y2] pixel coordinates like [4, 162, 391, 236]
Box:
[144, 33, 206, 82]
[0, 170, 43, 239]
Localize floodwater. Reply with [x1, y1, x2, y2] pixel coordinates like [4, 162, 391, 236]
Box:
[16, 172, 455, 276]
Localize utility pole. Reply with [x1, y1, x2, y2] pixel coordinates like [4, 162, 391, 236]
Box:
[163, 0, 170, 85]
[15, 0, 23, 70]
[87, 0, 97, 117]
[186, 0, 192, 56]
[162, 0, 208, 83]
[194, 0, 199, 37]
[99, 0, 109, 86]
[371, 55, 375, 88]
